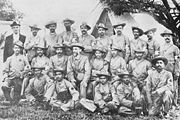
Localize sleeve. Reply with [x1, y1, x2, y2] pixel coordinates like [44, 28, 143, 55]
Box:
[24, 37, 33, 50]
[174, 47, 180, 75]
[3, 37, 9, 62]
[31, 58, 36, 67]
[128, 61, 133, 74]
[57, 34, 63, 44]
[49, 57, 54, 69]
[3, 57, 11, 78]
[67, 57, 76, 82]
[156, 72, 174, 94]
[25, 78, 35, 101]
[154, 40, 160, 52]
[66, 80, 79, 101]
[118, 58, 127, 73]
[82, 57, 91, 83]
[110, 85, 119, 105]
[116, 84, 133, 108]
[94, 85, 104, 103]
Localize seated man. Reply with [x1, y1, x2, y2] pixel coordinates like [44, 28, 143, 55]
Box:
[146, 56, 173, 117]
[94, 72, 119, 114]
[2, 41, 30, 105]
[25, 66, 53, 108]
[116, 72, 143, 115]
[46, 69, 79, 112]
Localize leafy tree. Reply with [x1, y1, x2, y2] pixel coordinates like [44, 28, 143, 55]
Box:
[99, 0, 180, 46]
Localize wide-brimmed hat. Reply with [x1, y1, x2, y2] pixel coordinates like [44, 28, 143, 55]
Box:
[80, 22, 91, 30]
[111, 45, 122, 52]
[97, 72, 111, 78]
[31, 66, 45, 70]
[63, 18, 75, 24]
[118, 71, 133, 78]
[10, 21, 20, 27]
[53, 43, 65, 49]
[151, 56, 168, 65]
[70, 43, 85, 50]
[113, 23, 126, 28]
[29, 24, 41, 30]
[93, 46, 107, 53]
[34, 44, 47, 50]
[132, 27, 144, 36]
[160, 30, 174, 37]
[53, 69, 65, 74]
[144, 28, 157, 35]
[134, 48, 146, 53]
[96, 23, 108, 30]
[14, 41, 24, 48]
[45, 20, 57, 29]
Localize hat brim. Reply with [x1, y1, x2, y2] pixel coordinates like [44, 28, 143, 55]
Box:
[10, 24, 20, 27]
[113, 23, 126, 28]
[34, 46, 48, 50]
[132, 27, 144, 36]
[80, 25, 91, 30]
[134, 50, 145, 53]
[118, 74, 133, 78]
[71, 45, 84, 50]
[93, 48, 106, 53]
[29, 26, 41, 30]
[53, 69, 65, 73]
[31, 67, 45, 70]
[151, 57, 168, 65]
[144, 28, 157, 35]
[63, 20, 75, 24]
[45, 23, 57, 29]
[53, 46, 65, 49]
[14, 44, 24, 49]
[96, 73, 111, 78]
[97, 26, 108, 30]
[161, 33, 174, 37]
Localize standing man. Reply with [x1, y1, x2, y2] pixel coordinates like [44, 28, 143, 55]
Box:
[25, 24, 43, 63]
[129, 27, 147, 61]
[44, 20, 59, 57]
[67, 43, 91, 98]
[128, 48, 151, 91]
[3, 21, 26, 62]
[146, 56, 173, 117]
[144, 28, 160, 61]
[160, 30, 180, 105]
[111, 23, 130, 62]
[2, 41, 30, 104]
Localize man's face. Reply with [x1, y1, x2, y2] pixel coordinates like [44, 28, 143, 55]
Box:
[111, 49, 118, 57]
[73, 47, 82, 57]
[95, 50, 103, 59]
[133, 29, 140, 39]
[98, 28, 105, 36]
[49, 24, 56, 33]
[135, 52, 144, 60]
[12, 25, 20, 34]
[56, 48, 63, 55]
[147, 31, 154, 40]
[164, 34, 173, 43]
[122, 75, 130, 85]
[64, 21, 72, 27]
[155, 60, 165, 70]
[99, 76, 108, 84]
[31, 28, 39, 36]
[13, 45, 21, 55]
[37, 48, 44, 57]
[115, 26, 123, 35]
[34, 69, 42, 77]
[80, 26, 88, 35]
[55, 72, 64, 82]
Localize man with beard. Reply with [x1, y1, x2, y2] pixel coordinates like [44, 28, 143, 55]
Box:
[111, 23, 130, 63]
[3, 21, 26, 62]
[67, 43, 91, 98]
[128, 48, 151, 91]
[109, 45, 127, 83]
[44, 21, 59, 57]
[2, 41, 30, 105]
[49, 43, 68, 74]
[25, 24, 44, 63]
[87, 46, 109, 99]
[78, 22, 95, 59]
[44, 69, 79, 111]
[146, 56, 173, 117]
[129, 27, 147, 61]
[159, 30, 180, 106]
[144, 28, 160, 61]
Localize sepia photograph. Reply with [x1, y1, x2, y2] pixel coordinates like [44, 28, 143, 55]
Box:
[0, 0, 180, 119]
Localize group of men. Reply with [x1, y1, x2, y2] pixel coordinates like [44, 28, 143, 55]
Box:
[2, 18, 180, 117]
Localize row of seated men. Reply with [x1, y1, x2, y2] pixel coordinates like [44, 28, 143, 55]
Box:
[1, 38, 177, 117]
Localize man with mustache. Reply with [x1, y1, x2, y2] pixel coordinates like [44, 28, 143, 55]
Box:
[146, 56, 173, 117]
[78, 22, 95, 59]
[44, 21, 59, 57]
[159, 30, 180, 106]
[25, 24, 44, 64]
[129, 27, 147, 62]
[67, 43, 91, 98]
[111, 23, 130, 63]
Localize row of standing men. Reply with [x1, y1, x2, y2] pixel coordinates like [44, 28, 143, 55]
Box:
[2, 18, 180, 116]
